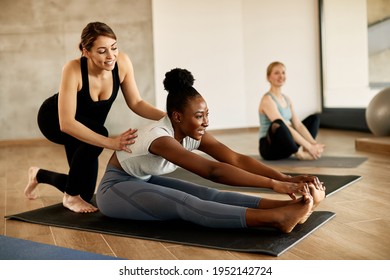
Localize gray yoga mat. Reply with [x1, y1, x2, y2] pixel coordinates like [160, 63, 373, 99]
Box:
[163, 168, 361, 197]
[5, 204, 335, 257]
[259, 155, 367, 168]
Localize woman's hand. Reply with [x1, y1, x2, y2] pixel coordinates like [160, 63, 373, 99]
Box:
[111, 128, 138, 152]
[307, 143, 325, 159]
[287, 174, 325, 190]
[272, 181, 311, 200]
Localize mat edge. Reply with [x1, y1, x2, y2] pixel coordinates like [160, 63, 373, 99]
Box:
[5, 211, 336, 257]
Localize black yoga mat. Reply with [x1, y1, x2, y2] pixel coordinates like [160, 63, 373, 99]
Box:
[163, 168, 361, 197]
[0, 235, 122, 260]
[5, 205, 335, 257]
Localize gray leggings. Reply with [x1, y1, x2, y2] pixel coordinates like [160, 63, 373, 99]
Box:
[96, 165, 262, 228]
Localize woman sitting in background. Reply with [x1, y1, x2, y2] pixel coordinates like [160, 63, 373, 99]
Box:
[258, 61, 325, 160]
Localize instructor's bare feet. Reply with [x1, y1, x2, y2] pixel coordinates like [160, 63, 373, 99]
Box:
[63, 193, 98, 213]
[24, 166, 40, 200]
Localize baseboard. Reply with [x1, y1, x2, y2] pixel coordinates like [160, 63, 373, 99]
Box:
[319, 108, 370, 132]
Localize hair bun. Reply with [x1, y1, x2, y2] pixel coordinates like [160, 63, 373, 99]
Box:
[163, 68, 194, 92]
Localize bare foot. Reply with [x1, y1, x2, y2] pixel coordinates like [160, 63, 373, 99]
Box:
[63, 193, 98, 213]
[24, 167, 40, 200]
[274, 193, 313, 233]
[309, 183, 326, 208]
[299, 183, 326, 224]
[294, 147, 315, 160]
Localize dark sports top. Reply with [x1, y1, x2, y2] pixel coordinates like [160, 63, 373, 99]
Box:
[75, 56, 120, 124]
[48, 56, 120, 126]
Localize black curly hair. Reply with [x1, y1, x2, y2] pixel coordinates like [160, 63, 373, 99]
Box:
[163, 68, 201, 117]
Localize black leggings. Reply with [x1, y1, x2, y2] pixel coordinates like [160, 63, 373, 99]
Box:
[259, 114, 320, 160]
[36, 97, 108, 202]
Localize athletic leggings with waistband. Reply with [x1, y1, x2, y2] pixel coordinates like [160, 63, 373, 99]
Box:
[96, 165, 262, 228]
[35, 96, 108, 202]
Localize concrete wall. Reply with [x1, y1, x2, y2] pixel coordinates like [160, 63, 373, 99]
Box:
[0, 0, 155, 141]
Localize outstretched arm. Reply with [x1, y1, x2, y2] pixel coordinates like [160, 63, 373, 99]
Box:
[199, 132, 323, 190]
[149, 134, 308, 199]
[198, 133, 289, 181]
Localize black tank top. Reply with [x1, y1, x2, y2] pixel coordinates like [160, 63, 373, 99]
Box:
[48, 56, 120, 126]
[75, 56, 120, 124]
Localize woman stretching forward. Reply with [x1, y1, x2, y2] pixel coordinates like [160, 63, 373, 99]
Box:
[97, 68, 325, 233]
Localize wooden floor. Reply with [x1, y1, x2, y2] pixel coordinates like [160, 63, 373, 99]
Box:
[1, 128, 389, 260]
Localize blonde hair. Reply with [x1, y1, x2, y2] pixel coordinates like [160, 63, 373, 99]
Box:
[266, 61, 285, 78]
